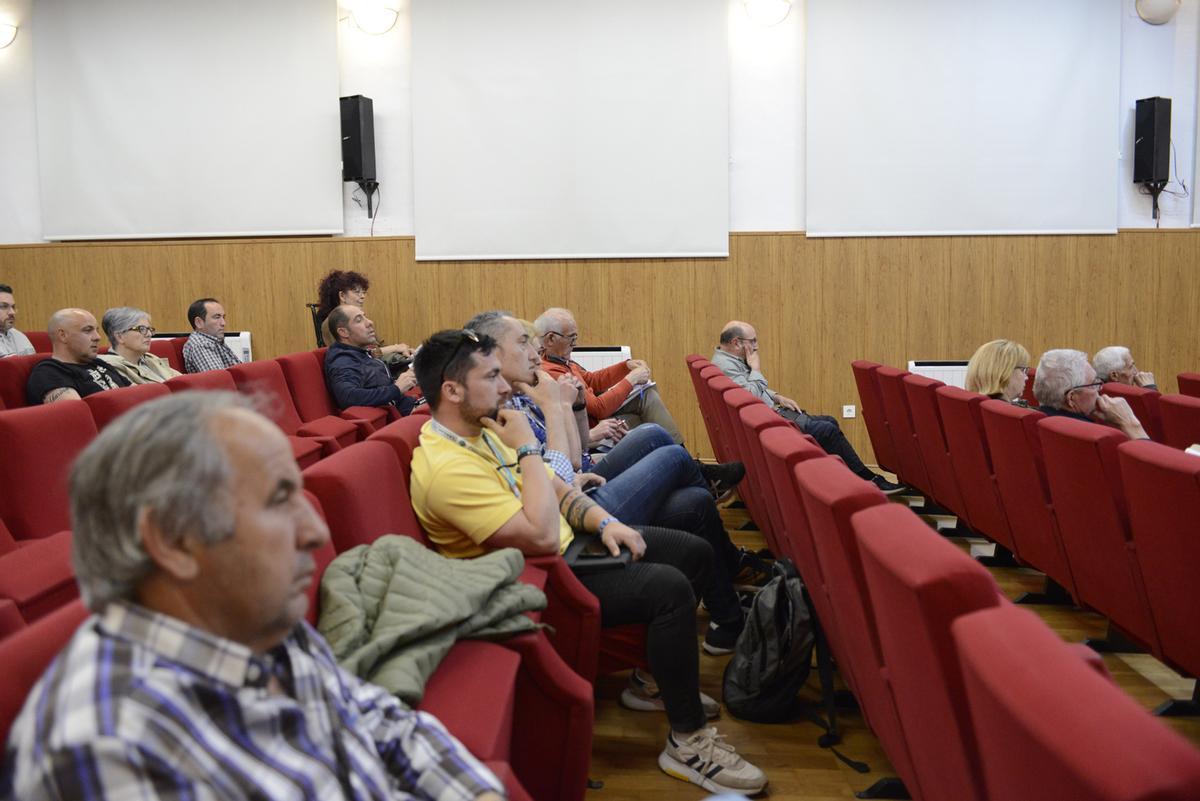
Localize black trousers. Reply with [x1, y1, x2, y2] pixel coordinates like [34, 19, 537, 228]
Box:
[777, 408, 873, 478]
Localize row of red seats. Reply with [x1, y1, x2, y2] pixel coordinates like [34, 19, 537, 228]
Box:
[852, 360, 1200, 710]
[685, 354, 1200, 801]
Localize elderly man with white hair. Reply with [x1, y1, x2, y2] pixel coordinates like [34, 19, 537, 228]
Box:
[1033, 348, 1149, 440]
[1, 392, 506, 801]
[25, 308, 131, 404]
[1093, 345, 1157, 390]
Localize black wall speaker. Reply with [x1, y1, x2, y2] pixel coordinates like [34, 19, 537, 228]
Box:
[340, 95, 376, 183]
[1134, 96, 1171, 185]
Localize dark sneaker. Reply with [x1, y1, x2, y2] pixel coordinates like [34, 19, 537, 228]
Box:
[697, 460, 745, 501]
[871, 475, 906, 496]
[732, 548, 772, 593]
[659, 726, 768, 795]
[703, 619, 743, 655]
[620, 668, 720, 719]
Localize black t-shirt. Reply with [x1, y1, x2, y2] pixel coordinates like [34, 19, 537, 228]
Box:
[26, 358, 131, 405]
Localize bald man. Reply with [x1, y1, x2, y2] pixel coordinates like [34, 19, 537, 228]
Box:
[26, 308, 130, 405]
[712, 321, 903, 495]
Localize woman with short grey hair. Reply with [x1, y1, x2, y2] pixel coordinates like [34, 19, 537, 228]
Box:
[98, 306, 181, 384]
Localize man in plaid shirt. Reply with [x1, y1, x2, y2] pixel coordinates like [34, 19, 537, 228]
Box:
[0, 392, 504, 801]
[182, 297, 242, 373]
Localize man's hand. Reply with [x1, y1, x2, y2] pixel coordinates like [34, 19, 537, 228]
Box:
[475, 793, 504, 801]
[393, 368, 418, 393]
[557, 374, 585, 405]
[744, 346, 762, 371]
[573, 472, 606, 492]
[626, 365, 651, 385]
[625, 358, 648, 372]
[1134, 370, 1156, 388]
[774, 393, 800, 412]
[589, 418, 627, 445]
[512, 369, 560, 410]
[1094, 395, 1149, 439]
[600, 521, 646, 560]
[481, 408, 539, 450]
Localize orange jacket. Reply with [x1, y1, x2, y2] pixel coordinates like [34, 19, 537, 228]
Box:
[541, 356, 633, 423]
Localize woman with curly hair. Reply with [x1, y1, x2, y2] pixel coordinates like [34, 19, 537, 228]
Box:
[315, 269, 413, 363]
[965, 338, 1031, 404]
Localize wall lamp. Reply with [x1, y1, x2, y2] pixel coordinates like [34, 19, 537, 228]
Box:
[0, 24, 18, 49]
[743, 0, 792, 27]
[341, 0, 399, 36]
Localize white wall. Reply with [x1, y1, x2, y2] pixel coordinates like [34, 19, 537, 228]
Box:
[0, 0, 41, 244]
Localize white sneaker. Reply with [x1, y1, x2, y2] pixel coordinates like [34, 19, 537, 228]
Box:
[619, 669, 720, 720]
[658, 726, 768, 795]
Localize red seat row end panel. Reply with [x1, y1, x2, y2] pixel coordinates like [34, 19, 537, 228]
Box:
[1177, 371, 1200, 399]
[1101, 382, 1165, 443]
[850, 360, 898, 474]
[875, 366, 932, 497]
[902, 373, 967, 516]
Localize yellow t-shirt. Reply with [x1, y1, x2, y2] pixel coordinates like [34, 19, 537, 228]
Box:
[409, 421, 574, 559]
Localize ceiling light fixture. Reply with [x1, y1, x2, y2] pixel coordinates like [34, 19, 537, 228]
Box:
[743, 0, 792, 27]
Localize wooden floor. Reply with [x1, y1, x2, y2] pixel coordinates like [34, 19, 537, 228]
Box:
[584, 495, 1200, 800]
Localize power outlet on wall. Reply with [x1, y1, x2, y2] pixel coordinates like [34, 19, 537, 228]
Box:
[842, 404, 856, 419]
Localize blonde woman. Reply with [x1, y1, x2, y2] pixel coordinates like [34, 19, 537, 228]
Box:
[966, 339, 1031, 403]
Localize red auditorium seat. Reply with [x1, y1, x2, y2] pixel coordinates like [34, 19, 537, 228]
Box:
[979, 400, 1077, 602]
[148, 338, 186, 372]
[736, 402, 793, 555]
[901, 373, 967, 516]
[0, 402, 97, 540]
[874, 366, 932, 497]
[228, 360, 358, 454]
[0, 526, 78, 625]
[1037, 415, 1160, 654]
[952, 604, 1200, 801]
[935, 385, 1017, 556]
[1020, 366, 1039, 408]
[720, 387, 770, 528]
[688, 360, 725, 456]
[24, 330, 52, 354]
[1117, 439, 1200, 708]
[367, 414, 430, 487]
[703, 372, 741, 465]
[759, 427, 830, 584]
[0, 599, 23, 639]
[1101, 382, 1165, 443]
[850, 360, 898, 474]
[1159, 392, 1200, 451]
[83, 382, 171, 430]
[166, 369, 323, 468]
[1178, 371, 1200, 398]
[0, 353, 52, 408]
[793, 457, 921, 798]
[276, 350, 389, 435]
[0, 599, 89, 745]
[855, 503, 1002, 801]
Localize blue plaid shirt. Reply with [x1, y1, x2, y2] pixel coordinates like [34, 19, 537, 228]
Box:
[504, 394, 582, 482]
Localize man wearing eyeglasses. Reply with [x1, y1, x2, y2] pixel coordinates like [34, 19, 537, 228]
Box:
[26, 308, 131, 405]
[535, 307, 685, 446]
[0, 283, 35, 358]
[1033, 348, 1149, 439]
[713, 321, 905, 495]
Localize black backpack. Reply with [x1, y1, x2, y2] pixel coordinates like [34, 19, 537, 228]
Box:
[722, 557, 815, 723]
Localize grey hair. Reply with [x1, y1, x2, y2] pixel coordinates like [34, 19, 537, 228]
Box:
[70, 392, 252, 610]
[464, 310, 516, 341]
[101, 307, 150, 348]
[1033, 349, 1090, 409]
[533, 307, 574, 336]
[1093, 346, 1131, 382]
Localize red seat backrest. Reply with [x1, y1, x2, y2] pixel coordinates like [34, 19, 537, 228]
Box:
[165, 369, 237, 394]
[302, 490, 338, 627]
[0, 353, 52, 408]
[793, 457, 921, 796]
[978, 400, 1076, 598]
[737, 403, 792, 556]
[0, 530, 79, 624]
[24, 331, 52, 354]
[875, 367, 931, 496]
[0, 403, 98, 540]
[952, 604, 1200, 801]
[1158, 393, 1200, 451]
[367, 415, 430, 488]
[934, 385, 1015, 553]
[0, 599, 24, 640]
[689, 362, 723, 458]
[702, 372, 738, 464]
[227, 360, 306, 436]
[685, 354, 705, 366]
[83, 383, 172, 430]
[1117, 439, 1200, 678]
[1177, 371, 1200, 399]
[759, 427, 828, 580]
[901, 373, 966, 516]
[720, 388, 767, 521]
[148, 338, 185, 372]
[1021, 367, 1039, 408]
[0, 599, 90, 746]
[1036, 415, 1160, 653]
[302, 440, 429, 552]
[1101, 382, 1164, 443]
[276, 351, 337, 422]
[850, 360, 897, 473]
[855, 502, 1000, 801]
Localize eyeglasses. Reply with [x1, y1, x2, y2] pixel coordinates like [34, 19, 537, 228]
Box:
[123, 325, 156, 336]
[440, 329, 480, 384]
[737, 337, 759, 346]
[1067, 380, 1103, 393]
[1014, 365, 1030, 376]
[547, 330, 578, 345]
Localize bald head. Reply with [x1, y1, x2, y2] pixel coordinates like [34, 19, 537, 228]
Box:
[49, 308, 101, 363]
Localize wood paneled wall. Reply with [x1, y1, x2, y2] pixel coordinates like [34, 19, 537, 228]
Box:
[3, 231, 1198, 460]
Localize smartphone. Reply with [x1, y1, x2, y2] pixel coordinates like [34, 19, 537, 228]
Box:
[579, 539, 610, 558]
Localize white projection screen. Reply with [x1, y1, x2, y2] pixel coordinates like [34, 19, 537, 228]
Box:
[806, 0, 1122, 237]
[34, 0, 342, 240]
[410, 0, 729, 260]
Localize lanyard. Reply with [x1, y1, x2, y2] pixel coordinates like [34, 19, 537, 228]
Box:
[429, 419, 521, 499]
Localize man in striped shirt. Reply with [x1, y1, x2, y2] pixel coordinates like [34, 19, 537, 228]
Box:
[0, 392, 504, 801]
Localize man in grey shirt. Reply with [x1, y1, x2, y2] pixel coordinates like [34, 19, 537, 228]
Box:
[0, 283, 35, 358]
[712, 320, 903, 495]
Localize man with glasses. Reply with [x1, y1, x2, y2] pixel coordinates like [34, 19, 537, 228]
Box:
[1033, 348, 1149, 439]
[713, 320, 905, 495]
[408, 329, 769, 796]
[1093, 345, 1157, 390]
[26, 308, 130, 404]
[0, 283, 35, 358]
[98, 307, 181, 384]
[535, 307, 685, 445]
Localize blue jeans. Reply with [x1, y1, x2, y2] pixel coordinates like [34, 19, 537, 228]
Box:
[588, 425, 742, 627]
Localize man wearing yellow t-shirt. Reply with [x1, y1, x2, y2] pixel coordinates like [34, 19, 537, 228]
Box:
[408, 329, 768, 797]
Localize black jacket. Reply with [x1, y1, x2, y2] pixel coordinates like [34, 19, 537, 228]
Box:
[324, 342, 416, 414]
